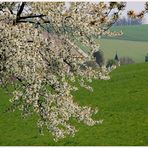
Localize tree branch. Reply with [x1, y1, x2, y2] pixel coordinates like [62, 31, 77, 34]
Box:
[19, 14, 46, 20]
[16, 2, 26, 20]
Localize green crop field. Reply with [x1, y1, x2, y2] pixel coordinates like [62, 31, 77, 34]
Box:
[0, 63, 148, 146]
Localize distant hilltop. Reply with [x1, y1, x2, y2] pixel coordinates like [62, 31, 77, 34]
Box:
[102, 24, 148, 42]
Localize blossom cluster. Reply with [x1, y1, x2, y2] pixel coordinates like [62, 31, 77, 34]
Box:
[127, 2, 148, 19]
[0, 2, 130, 141]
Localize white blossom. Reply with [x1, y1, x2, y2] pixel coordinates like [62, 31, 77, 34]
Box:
[0, 2, 128, 141]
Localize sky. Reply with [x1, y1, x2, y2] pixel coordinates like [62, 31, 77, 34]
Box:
[123, 2, 148, 24]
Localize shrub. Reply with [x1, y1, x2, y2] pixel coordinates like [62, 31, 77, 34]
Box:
[93, 50, 105, 67]
[145, 54, 148, 62]
[106, 59, 116, 68]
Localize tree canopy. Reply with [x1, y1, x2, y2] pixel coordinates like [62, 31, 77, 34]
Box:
[0, 2, 147, 141]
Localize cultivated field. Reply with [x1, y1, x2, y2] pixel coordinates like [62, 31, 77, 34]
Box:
[0, 63, 147, 146]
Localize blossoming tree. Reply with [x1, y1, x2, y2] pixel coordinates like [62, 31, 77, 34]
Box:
[0, 2, 147, 141]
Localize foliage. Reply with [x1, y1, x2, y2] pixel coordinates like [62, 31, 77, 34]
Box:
[0, 2, 126, 141]
[93, 50, 105, 67]
[145, 53, 148, 62]
[106, 59, 116, 68]
[80, 60, 99, 70]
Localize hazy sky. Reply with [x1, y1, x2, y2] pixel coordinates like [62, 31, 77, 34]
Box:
[123, 2, 148, 24]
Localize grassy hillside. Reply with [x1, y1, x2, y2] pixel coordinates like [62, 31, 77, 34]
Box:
[0, 63, 148, 146]
[99, 39, 148, 63]
[103, 24, 148, 42]
[76, 38, 148, 63]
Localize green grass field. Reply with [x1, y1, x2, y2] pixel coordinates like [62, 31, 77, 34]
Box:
[0, 63, 148, 146]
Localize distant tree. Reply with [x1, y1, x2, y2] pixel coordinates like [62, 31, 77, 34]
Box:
[115, 17, 143, 26]
[93, 50, 105, 67]
[145, 54, 148, 62]
[119, 57, 135, 65]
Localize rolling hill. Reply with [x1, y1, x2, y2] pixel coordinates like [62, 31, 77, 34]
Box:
[102, 24, 148, 42]
[98, 39, 148, 63]
[75, 25, 148, 63]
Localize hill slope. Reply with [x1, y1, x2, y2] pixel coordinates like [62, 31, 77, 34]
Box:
[103, 24, 148, 42]
[99, 39, 148, 63]
[76, 38, 148, 63]
[0, 63, 148, 146]
[75, 25, 148, 63]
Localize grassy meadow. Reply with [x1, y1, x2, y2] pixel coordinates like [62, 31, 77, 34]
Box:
[99, 39, 148, 63]
[0, 63, 148, 146]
